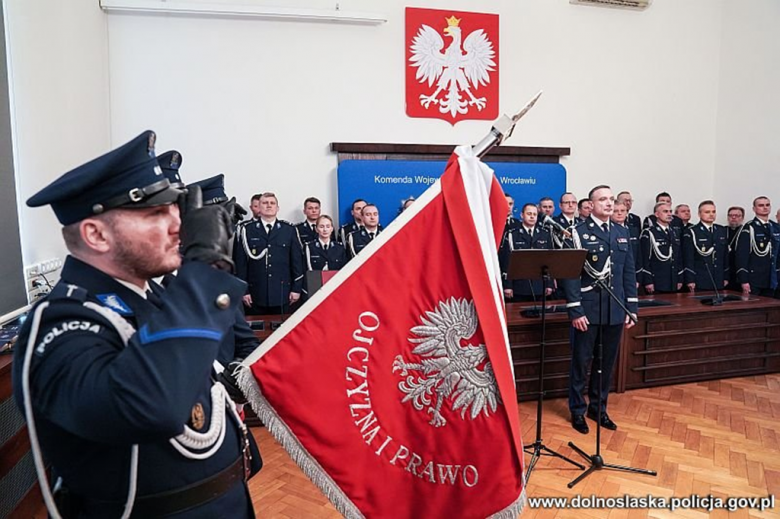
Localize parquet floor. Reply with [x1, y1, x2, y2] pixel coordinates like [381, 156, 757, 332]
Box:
[249, 374, 780, 518]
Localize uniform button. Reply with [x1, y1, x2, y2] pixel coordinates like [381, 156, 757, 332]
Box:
[215, 294, 231, 310]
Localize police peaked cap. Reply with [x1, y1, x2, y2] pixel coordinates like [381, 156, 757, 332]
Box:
[189, 174, 228, 205]
[27, 130, 182, 225]
[156, 150, 184, 188]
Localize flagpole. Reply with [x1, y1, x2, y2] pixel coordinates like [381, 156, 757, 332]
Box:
[472, 90, 543, 158]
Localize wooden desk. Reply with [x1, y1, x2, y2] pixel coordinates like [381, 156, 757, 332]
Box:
[506, 293, 780, 401]
[246, 296, 780, 403]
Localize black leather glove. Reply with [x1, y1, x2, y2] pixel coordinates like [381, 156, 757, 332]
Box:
[217, 360, 248, 405]
[221, 197, 247, 227]
[179, 185, 235, 272]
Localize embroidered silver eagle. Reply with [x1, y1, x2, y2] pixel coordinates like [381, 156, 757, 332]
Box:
[392, 297, 500, 427]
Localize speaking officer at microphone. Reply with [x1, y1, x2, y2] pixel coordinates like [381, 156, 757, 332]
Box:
[560, 185, 638, 435]
[13, 131, 257, 518]
[234, 192, 304, 314]
[682, 201, 729, 292]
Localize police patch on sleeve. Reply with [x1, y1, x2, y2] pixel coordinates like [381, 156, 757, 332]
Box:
[36, 320, 102, 355]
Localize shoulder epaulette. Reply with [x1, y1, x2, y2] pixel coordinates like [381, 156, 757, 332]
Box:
[47, 283, 88, 302]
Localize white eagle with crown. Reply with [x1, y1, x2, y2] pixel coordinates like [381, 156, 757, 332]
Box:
[409, 15, 496, 118]
[392, 298, 500, 428]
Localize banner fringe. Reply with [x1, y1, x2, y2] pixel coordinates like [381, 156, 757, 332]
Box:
[488, 488, 527, 518]
[239, 367, 527, 518]
[238, 368, 365, 519]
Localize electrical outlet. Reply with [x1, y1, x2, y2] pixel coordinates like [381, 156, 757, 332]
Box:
[27, 286, 50, 304]
[25, 265, 40, 279]
[24, 258, 62, 281]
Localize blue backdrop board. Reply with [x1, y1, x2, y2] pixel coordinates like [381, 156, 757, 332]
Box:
[337, 160, 567, 228]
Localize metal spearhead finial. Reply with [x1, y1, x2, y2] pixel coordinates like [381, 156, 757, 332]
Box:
[472, 90, 543, 158]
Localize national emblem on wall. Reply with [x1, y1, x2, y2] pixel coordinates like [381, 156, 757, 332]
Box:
[405, 7, 499, 125]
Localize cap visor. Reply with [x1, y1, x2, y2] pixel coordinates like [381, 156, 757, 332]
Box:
[127, 186, 184, 208]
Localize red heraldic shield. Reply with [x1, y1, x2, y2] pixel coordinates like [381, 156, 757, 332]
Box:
[241, 147, 524, 518]
[405, 7, 499, 125]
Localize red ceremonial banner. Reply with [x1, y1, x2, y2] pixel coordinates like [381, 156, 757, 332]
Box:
[405, 7, 499, 125]
[241, 147, 524, 518]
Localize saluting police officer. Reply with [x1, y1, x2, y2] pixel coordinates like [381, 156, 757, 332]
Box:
[682, 201, 729, 292]
[640, 202, 683, 294]
[14, 130, 257, 518]
[190, 174, 248, 233]
[186, 174, 259, 405]
[499, 203, 553, 302]
[347, 203, 382, 258]
[234, 192, 304, 314]
[735, 196, 780, 297]
[151, 167, 259, 408]
[560, 185, 638, 434]
[295, 197, 322, 247]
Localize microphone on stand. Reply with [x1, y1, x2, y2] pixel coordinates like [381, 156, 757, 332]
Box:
[543, 215, 572, 239]
[701, 260, 723, 306]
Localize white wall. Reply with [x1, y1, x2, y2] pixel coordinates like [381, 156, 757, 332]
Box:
[713, 0, 780, 220]
[8, 0, 779, 269]
[5, 0, 111, 267]
[105, 0, 727, 224]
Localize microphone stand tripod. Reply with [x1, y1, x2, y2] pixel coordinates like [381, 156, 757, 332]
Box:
[524, 265, 585, 483]
[567, 275, 657, 488]
[508, 249, 589, 484]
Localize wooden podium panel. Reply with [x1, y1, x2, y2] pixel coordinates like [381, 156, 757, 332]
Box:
[506, 293, 780, 402]
[621, 294, 780, 390]
[508, 312, 617, 401]
[247, 293, 780, 403]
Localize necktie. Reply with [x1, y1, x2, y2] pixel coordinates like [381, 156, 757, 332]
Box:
[324, 243, 328, 251]
[266, 224, 272, 234]
[146, 289, 163, 308]
[602, 223, 609, 234]
[369, 232, 375, 240]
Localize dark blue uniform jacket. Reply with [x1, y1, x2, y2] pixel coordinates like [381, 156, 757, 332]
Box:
[560, 219, 639, 325]
[13, 257, 254, 518]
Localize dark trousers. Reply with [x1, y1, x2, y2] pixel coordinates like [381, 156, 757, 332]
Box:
[568, 323, 623, 416]
[247, 303, 288, 316]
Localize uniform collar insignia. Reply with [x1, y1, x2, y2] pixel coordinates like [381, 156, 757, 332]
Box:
[96, 293, 133, 315]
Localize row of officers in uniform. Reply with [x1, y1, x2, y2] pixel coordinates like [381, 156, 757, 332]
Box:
[228, 181, 780, 316]
[231, 193, 390, 315]
[500, 190, 780, 301]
